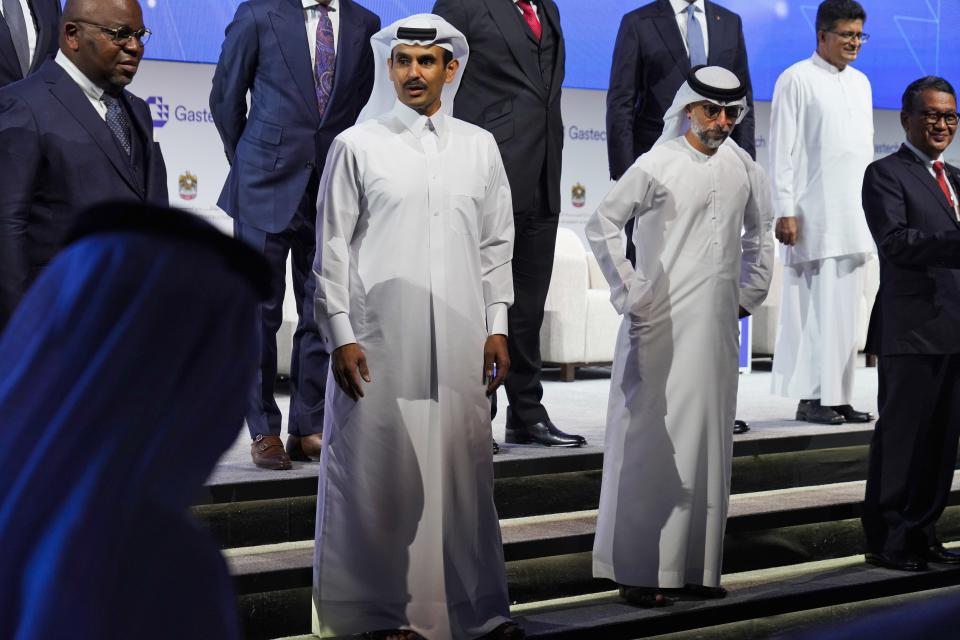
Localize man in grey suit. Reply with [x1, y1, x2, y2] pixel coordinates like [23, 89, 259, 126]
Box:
[433, 0, 586, 452]
[0, 0, 61, 87]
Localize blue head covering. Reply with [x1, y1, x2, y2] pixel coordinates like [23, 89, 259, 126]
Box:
[0, 203, 270, 640]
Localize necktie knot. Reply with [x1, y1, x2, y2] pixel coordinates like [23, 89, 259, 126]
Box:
[934, 161, 945, 175]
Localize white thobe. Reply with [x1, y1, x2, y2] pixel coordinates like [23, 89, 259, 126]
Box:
[769, 53, 876, 403]
[587, 137, 773, 588]
[311, 101, 515, 640]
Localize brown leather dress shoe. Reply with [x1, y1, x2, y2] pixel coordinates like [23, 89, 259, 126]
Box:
[251, 434, 292, 470]
[286, 433, 323, 461]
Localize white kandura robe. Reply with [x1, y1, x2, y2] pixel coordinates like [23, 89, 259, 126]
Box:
[587, 137, 773, 588]
[768, 53, 876, 404]
[311, 102, 515, 640]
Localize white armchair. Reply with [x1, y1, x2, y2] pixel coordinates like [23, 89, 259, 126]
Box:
[539, 227, 621, 381]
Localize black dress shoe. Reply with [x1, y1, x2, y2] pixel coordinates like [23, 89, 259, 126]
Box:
[865, 551, 928, 572]
[796, 399, 844, 425]
[733, 419, 750, 435]
[827, 404, 874, 423]
[492, 439, 501, 455]
[505, 409, 586, 447]
[924, 544, 960, 564]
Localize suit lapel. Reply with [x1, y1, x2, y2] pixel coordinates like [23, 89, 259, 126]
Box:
[0, 13, 24, 81]
[652, 0, 689, 73]
[271, 0, 320, 124]
[28, 0, 56, 71]
[704, 1, 724, 65]
[898, 145, 960, 228]
[324, 0, 362, 126]
[42, 62, 140, 195]
[482, 0, 544, 96]
[540, 0, 564, 102]
[122, 92, 151, 193]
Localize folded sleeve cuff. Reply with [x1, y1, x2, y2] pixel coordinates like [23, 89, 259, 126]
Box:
[486, 303, 509, 336]
[328, 312, 357, 350]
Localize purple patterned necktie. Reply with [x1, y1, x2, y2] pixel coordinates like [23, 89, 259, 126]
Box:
[315, 3, 336, 118]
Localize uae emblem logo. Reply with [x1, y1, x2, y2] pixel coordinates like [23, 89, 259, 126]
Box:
[178, 171, 198, 201]
[571, 183, 586, 208]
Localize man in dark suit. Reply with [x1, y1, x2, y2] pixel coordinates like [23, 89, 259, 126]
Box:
[607, 0, 755, 264]
[210, 0, 379, 470]
[861, 76, 960, 572]
[0, 0, 167, 330]
[0, 0, 61, 87]
[433, 0, 586, 451]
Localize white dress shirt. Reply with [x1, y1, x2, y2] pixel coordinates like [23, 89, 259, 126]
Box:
[905, 139, 960, 219]
[670, 0, 709, 58]
[303, 0, 340, 69]
[512, 0, 540, 23]
[769, 52, 876, 264]
[54, 50, 109, 121]
[0, 0, 38, 67]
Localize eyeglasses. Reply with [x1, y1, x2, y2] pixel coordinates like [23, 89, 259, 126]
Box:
[75, 20, 152, 46]
[916, 110, 960, 127]
[699, 103, 743, 121]
[828, 30, 870, 43]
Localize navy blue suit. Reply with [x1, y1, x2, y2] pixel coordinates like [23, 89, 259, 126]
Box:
[0, 59, 168, 328]
[0, 0, 61, 87]
[210, 0, 379, 439]
[861, 145, 960, 557]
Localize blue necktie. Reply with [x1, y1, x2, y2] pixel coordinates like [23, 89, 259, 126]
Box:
[314, 4, 336, 118]
[103, 95, 132, 157]
[3, 0, 31, 75]
[686, 3, 707, 67]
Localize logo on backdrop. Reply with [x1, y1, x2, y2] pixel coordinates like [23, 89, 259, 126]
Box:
[571, 183, 586, 208]
[178, 171, 198, 200]
[147, 96, 170, 128]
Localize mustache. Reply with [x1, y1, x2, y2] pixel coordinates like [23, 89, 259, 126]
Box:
[403, 80, 427, 90]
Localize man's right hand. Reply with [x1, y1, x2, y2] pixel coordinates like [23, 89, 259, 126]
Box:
[775, 216, 800, 246]
[331, 343, 370, 401]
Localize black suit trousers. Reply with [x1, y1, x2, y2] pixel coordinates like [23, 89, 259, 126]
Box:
[234, 176, 327, 438]
[862, 354, 960, 554]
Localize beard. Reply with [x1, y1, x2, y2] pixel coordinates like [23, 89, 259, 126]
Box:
[690, 118, 731, 150]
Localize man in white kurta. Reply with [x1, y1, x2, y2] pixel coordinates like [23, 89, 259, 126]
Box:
[588, 67, 773, 603]
[311, 15, 520, 640]
[769, 0, 876, 424]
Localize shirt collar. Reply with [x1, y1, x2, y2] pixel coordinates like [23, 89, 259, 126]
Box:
[672, 0, 705, 15]
[811, 51, 845, 75]
[54, 50, 106, 104]
[302, 0, 338, 10]
[904, 139, 942, 166]
[391, 100, 447, 139]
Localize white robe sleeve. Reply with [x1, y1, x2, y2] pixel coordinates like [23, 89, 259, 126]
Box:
[769, 71, 801, 221]
[479, 136, 515, 336]
[733, 145, 775, 313]
[314, 137, 362, 350]
[585, 164, 659, 315]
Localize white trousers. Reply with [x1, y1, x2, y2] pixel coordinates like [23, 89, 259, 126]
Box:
[771, 254, 868, 406]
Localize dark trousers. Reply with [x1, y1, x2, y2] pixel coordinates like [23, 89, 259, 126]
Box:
[862, 353, 960, 554]
[499, 181, 559, 425]
[234, 182, 327, 439]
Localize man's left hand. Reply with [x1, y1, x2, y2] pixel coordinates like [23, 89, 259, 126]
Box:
[483, 334, 510, 396]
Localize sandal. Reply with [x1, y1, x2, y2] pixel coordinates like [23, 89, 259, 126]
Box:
[617, 584, 671, 607]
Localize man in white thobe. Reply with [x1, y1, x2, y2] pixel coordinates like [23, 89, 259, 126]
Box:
[769, 0, 876, 424]
[311, 15, 523, 640]
[588, 66, 773, 605]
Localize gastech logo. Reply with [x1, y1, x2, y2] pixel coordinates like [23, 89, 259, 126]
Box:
[146, 96, 216, 128]
[147, 96, 169, 128]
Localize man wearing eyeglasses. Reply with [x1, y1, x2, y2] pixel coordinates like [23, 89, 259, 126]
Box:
[769, 0, 876, 426]
[0, 0, 168, 329]
[588, 66, 772, 605]
[861, 76, 960, 572]
[0, 0, 61, 87]
[210, 0, 380, 471]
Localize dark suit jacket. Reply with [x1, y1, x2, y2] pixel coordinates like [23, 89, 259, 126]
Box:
[433, 0, 565, 215]
[863, 145, 960, 356]
[0, 0, 61, 87]
[210, 0, 379, 234]
[0, 59, 168, 327]
[606, 0, 755, 179]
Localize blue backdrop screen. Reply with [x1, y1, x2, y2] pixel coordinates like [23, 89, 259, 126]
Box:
[140, 0, 959, 109]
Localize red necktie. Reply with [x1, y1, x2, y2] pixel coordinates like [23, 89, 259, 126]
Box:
[933, 161, 956, 209]
[517, 1, 542, 41]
